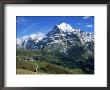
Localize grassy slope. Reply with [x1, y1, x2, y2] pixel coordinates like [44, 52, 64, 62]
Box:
[32, 61, 84, 74]
[16, 69, 37, 74]
[16, 59, 85, 74]
[16, 68, 46, 74]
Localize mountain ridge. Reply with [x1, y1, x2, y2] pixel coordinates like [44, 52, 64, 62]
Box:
[17, 22, 94, 51]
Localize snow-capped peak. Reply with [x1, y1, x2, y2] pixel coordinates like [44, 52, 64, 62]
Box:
[57, 22, 73, 32]
[16, 32, 45, 48]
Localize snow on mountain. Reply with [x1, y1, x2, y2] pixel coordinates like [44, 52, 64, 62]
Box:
[57, 22, 74, 32]
[16, 32, 45, 49]
[17, 22, 94, 51]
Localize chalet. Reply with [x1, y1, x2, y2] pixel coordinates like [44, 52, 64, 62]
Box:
[24, 56, 35, 61]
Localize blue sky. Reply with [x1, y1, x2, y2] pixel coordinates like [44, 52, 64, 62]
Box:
[16, 16, 94, 38]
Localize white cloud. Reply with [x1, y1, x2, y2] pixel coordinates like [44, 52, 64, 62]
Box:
[22, 35, 29, 40]
[16, 39, 22, 45]
[83, 16, 91, 19]
[29, 33, 44, 40]
[86, 24, 93, 28]
[33, 32, 45, 40]
[29, 34, 36, 39]
[18, 32, 45, 42]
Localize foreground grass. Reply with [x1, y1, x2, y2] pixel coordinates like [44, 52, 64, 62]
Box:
[16, 59, 85, 74]
[16, 69, 37, 74]
[33, 61, 85, 74]
[16, 68, 47, 74]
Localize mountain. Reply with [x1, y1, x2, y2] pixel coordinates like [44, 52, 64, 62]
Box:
[38, 22, 94, 53]
[16, 33, 44, 49]
[17, 22, 94, 52]
[17, 22, 94, 73]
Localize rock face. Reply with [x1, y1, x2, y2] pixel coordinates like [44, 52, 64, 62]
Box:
[39, 22, 94, 53]
[17, 22, 94, 52]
